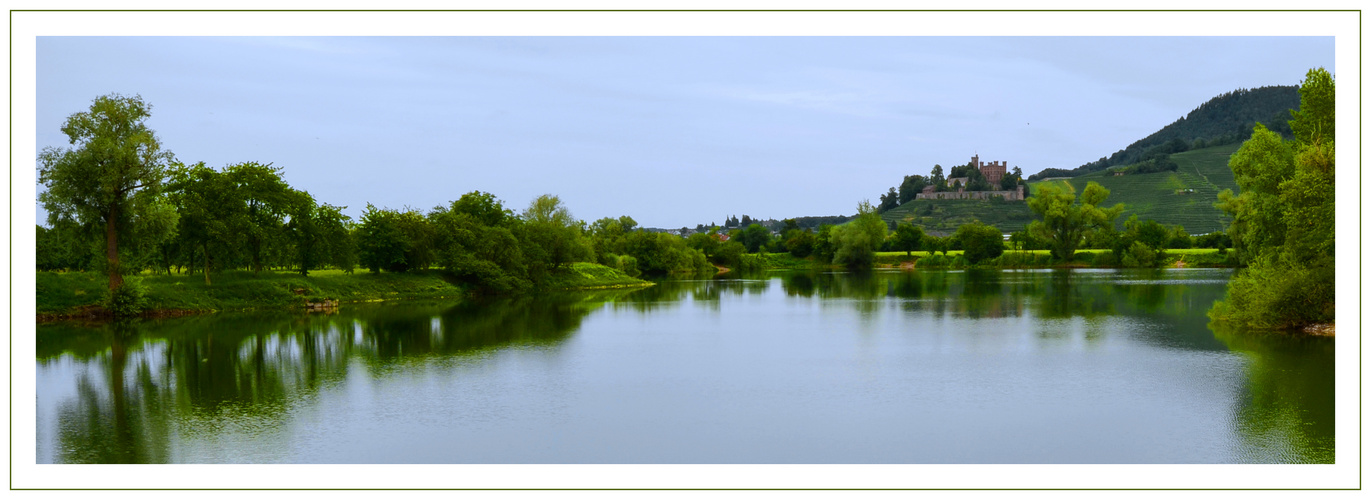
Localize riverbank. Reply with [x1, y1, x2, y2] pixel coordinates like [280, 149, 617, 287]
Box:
[728, 248, 1235, 272]
[37, 262, 649, 321]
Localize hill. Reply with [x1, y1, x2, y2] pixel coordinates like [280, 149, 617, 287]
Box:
[1029, 143, 1242, 234]
[1028, 86, 1297, 181]
[880, 198, 1035, 235]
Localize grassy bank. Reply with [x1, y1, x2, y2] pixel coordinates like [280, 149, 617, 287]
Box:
[37, 262, 648, 319]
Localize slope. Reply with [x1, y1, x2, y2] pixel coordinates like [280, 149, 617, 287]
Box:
[1029, 143, 1241, 234]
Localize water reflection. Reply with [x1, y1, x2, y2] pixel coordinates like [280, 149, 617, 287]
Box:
[1211, 322, 1336, 463]
[36, 269, 1333, 464]
[38, 290, 633, 463]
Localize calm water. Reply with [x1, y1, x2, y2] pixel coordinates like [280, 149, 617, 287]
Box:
[35, 268, 1334, 464]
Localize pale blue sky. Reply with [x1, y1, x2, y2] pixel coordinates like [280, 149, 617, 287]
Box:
[36, 36, 1333, 228]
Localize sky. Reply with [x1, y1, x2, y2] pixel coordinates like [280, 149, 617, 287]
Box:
[35, 36, 1334, 229]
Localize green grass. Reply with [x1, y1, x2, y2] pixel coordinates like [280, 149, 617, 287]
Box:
[541, 262, 653, 290]
[1028, 143, 1241, 234]
[37, 263, 648, 317]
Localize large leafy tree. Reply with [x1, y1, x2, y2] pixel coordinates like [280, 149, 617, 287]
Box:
[1211, 68, 1335, 328]
[891, 222, 924, 257]
[521, 194, 590, 272]
[165, 162, 237, 284]
[829, 201, 888, 270]
[38, 93, 177, 290]
[224, 162, 295, 274]
[1026, 181, 1125, 261]
[954, 221, 1004, 264]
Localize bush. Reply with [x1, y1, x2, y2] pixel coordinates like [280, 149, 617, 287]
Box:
[916, 253, 948, 268]
[615, 254, 641, 278]
[953, 221, 1005, 264]
[105, 278, 148, 318]
[1121, 242, 1158, 268]
[1209, 254, 1334, 328]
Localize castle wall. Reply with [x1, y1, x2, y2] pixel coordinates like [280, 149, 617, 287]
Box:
[915, 188, 1023, 201]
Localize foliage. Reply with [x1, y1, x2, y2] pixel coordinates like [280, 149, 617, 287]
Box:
[953, 222, 1005, 264]
[1029, 143, 1241, 235]
[104, 277, 148, 318]
[522, 194, 591, 271]
[37, 93, 177, 290]
[783, 228, 817, 258]
[429, 194, 531, 293]
[1211, 68, 1336, 329]
[1026, 181, 1125, 261]
[620, 230, 714, 276]
[829, 201, 888, 270]
[891, 222, 924, 256]
[733, 223, 773, 253]
[356, 204, 411, 273]
[1120, 241, 1159, 268]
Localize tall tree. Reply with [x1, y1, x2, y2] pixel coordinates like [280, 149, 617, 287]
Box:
[891, 222, 924, 257]
[829, 200, 888, 270]
[1026, 182, 1124, 261]
[224, 162, 295, 274]
[522, 194, 589, 271]
[1211, 68, 1335, 328]
[38, 94, 177, 290]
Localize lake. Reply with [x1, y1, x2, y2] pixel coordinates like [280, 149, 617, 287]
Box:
[34, 268, 1334, 464]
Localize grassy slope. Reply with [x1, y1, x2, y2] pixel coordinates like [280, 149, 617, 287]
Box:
[1029, 143, 1241, 234]
[879, 198, 1036, 234]
[37, 263, 647, 316]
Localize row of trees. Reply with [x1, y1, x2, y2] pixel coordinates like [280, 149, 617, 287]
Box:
[36, 93, 721, 296]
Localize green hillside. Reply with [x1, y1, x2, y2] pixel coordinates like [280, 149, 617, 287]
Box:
[1030, 143, 1241, 234]
[880, 198, 1035, 235]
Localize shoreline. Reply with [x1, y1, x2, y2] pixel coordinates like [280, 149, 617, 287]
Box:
[36, 262, 650, 323]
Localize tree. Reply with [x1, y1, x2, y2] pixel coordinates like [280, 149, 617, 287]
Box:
[1211, 68, 1335, 329]
[165, 162, 233, 284]
[356, 204, 409, 273]
[878, 187, 900, 212]
[734, 223, 773, 253]
[224, 162, 296, 274]
[930, 164, 947, 192]
[898, 175, 929, 204]
[1026, 181, 1124, 261]
[38, 93, 177, 290]
[522, 194, 589, 271]
[891, 222, 924, 257]
[954, 222, 1004, 264]
[829, 201, 888, 270]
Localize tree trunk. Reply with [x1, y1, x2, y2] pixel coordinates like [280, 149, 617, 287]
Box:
[203, 242, 212, 286]
[106, 207, 123, 290]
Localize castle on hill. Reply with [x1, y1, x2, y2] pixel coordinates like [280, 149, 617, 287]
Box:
[917, 154, 1025, 201]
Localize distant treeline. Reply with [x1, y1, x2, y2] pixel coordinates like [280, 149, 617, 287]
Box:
[691, 214, 854, 234]
[1028, 85, 1299, 181]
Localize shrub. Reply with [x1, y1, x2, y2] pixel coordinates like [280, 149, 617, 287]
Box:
[953, 221, 1005, 264]
[916, 253, 947, 268]
[1121, 242, 1158, 268]
[105, 278, 148, 318]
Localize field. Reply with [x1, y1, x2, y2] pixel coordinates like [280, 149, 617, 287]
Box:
[1029, 143, 1241, 234]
